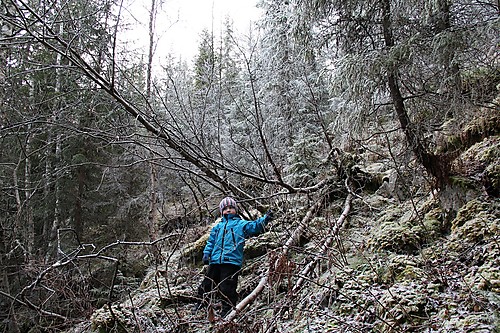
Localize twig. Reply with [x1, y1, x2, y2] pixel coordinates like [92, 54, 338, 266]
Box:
[9, 233, 180, 322]
[109, 260, 120, 301]
[128, 292, 143, 333]
[77, 233, 181, 260]
[0, 290, 67, 320]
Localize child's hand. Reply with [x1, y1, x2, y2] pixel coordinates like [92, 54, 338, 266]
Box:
[202, 253, 210, 265]
[265, 209, 274, 222]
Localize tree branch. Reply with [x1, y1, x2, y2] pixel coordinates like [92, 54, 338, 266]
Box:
[292, 191, 353, 293]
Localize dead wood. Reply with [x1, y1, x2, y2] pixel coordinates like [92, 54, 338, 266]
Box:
[292, 192, 353, 293]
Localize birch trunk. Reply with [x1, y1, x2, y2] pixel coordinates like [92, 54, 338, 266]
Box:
[292, 193, 352, 293]
[46, 20, 64, 260]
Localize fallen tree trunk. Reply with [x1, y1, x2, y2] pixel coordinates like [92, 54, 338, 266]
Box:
[292, 192, 353, 294]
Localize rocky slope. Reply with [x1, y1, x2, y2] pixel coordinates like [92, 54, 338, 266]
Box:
[68, 130, 499, 333]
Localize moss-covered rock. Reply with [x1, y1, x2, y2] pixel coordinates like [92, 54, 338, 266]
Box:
[484, 162, 500, 197]
[376, 282, 428, 328]
[179, 224, 214, 266]
[90, 304, 135, 332]
[369, 199, 443, 254]
[450, 198, 499, 242]
[244, 230, 281, 259]
[453, 136, 500, 197]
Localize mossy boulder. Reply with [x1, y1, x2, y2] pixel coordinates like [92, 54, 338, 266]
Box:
[179, 232, 210, 266]
[376, 282, 428, 328]
[450, 198, 499, 243]
[244, 230, 281, 259]
[369, 200, 443, 254]
[90, 304, 135, 332]
[371, 219, 422, 254]
[484, 158, 499, 197]
[178, 222, 216, 266]
[454, 136, 500, 197]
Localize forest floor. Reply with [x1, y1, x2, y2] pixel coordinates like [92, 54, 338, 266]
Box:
[68, 134, 499, 333]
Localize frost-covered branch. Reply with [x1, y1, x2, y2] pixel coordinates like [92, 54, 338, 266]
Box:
[292, 191, 353, 293]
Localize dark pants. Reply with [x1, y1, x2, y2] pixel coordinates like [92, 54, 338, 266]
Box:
[197, 263, 240, 312]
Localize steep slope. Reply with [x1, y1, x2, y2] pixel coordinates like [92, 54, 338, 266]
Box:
[69, 129, 499, 333]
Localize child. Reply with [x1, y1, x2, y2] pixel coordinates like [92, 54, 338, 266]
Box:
[193, 196, 273, 318]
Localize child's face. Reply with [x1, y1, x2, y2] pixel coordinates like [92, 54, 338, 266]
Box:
[222, 205, 236, 215]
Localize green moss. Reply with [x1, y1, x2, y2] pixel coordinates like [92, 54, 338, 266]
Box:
[462, 136, 500, 164]
[452, 217, 498, 245]
[422, 207, 445, 238]
[369, 203, 443, 254]
[376, 282, 428, 329]
[179, 227, 212, 266]
[450, 199, 497, 231]
[90, 304, 133, 333]
[485, 163, 500, 195]
[371, 220, 422, 254]
[397, 265, 424, 281]
[476, 265, 500, 292]
[449, 176, 478, 190]
[463, 136, 500, 196]
[441, 134, 463, 153]
[244, 231, 280, 259]
[478, 140, 500, 162]
[438, 112, 499, 155]
[379, 254, 424, 283]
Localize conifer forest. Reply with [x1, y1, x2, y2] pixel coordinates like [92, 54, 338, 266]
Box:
[0, 0, 499, 332]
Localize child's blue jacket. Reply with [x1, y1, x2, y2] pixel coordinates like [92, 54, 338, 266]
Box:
[203, 213, 268, 267]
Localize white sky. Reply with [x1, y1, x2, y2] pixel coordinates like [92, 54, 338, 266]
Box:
[121, 0, 262, 64]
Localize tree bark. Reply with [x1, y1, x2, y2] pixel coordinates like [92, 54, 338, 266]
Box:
[146, 0, 160, 253]
[24, 125, 34, 253]
[74, 166, 85, 237]
[381, 0, 450, 186]
[46, 19, 65, 259]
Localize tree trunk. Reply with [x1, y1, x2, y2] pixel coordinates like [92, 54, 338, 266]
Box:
[74, 166, 85, 237]
[292, 192, 352, 293]
[47, 133, 62, 259]
[146, 0, 156, 98]
[147, 161, 160, 243]
[46, 21, 64, 259]
[24, 124, 34, 254]
[146, 0, 160, 256]
[381, 0, 450, 186]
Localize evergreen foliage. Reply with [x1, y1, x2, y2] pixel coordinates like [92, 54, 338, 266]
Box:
[0, 0, 498, 331]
